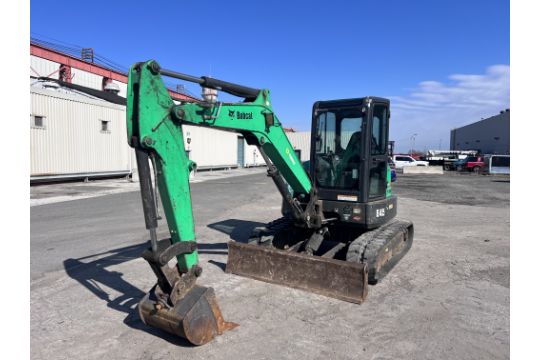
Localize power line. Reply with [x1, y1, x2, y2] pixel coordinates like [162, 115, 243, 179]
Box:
[30, 35, 199, 99]
[31, 36, 128, 73]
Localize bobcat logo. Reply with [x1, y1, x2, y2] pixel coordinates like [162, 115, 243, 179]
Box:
[228, 110, 235, 118]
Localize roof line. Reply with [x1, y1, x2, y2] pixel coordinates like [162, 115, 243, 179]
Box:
[30, 41, 199, 102]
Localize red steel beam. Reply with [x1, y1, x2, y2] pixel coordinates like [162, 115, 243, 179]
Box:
[30, 43, 197, 102]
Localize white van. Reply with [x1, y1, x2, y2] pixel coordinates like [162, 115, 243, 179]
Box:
[485, 155, 510, 174]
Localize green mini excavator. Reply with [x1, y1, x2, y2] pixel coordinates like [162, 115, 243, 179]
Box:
[126, 60, 414, 345]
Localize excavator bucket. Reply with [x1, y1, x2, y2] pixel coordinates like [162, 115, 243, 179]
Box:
[226, 241, 368, 304]
[138, 283, 238, 346]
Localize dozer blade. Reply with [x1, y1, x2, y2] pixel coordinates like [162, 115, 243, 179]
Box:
[226, 241, 368, 304]
[138, 284, 238, 346]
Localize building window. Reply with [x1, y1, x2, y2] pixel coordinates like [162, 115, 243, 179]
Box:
[31, 115, 45, 129]
[100, 120, 110, 133]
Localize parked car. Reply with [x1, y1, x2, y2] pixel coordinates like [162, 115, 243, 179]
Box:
[453, 155, 485, 173]
[422, 150, 478, 169]
[388, 157, 397, 182]
[392, 154, 429, 169]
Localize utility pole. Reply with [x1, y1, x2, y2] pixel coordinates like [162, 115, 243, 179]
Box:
[410, 133, 418, 155]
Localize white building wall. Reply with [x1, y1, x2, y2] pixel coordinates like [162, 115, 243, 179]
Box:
[71, 68, 103, 90]
[286, 132, 311, 161]
[111, 79, 128, 98]
[243, 143, 266, 167]
[183, 126, 238, 169]
[30, 56, 258, 177]
[31, 56, 128, 96]
[30, 56, 60, 79]
[30, 87, 132, 178]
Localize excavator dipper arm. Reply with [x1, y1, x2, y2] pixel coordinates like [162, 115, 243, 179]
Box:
[126, 61, 368, 345]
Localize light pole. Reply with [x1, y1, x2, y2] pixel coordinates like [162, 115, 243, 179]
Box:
[409, 133, 418, 155]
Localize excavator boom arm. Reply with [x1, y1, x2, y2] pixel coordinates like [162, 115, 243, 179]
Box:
[127, 60, 312, 273]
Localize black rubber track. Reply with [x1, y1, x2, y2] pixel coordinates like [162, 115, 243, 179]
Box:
[346, 219, 414, 284]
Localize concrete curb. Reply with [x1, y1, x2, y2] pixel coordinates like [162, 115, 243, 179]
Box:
[402, 166, 444, 174]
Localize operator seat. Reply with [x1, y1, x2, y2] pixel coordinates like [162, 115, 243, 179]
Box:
[336, 131, 362, 186]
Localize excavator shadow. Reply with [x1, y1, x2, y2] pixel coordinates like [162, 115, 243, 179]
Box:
[207, 219, 266, 242]
[63, 243, 193, 347]
[206, 219, 266, 271]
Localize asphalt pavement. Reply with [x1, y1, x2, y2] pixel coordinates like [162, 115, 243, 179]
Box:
[30, 170, 272, 279]
[30, 171, 510, 360]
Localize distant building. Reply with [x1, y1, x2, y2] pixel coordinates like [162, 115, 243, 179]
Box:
[450, 110, 510, 154]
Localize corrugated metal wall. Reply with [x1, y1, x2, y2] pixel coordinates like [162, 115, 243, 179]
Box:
[29, 56, 272, 176]
[30, 87, 266, 178]
[450, 111, 510, 154]
[71, 68, 103, 90]
[183, 126, 238, 169]
[31, 56, 128, 97]
[111, 80, 128, 97]
[30, 88, 131, 177]
[243, 142, 266, 167]
[31, 56, 60, 79]
[286, 132, 311, 161]
[185, 131, 266, 169]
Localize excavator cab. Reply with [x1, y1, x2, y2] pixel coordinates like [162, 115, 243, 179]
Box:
[310, 98, 397, 229]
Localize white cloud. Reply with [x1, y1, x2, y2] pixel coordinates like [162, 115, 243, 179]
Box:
[389, 65, 509, 152]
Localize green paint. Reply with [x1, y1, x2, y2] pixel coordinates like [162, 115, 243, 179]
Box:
[127, 61, 197, 272]
[126, 60, 313, 272]
[386, 164, 392, 198]
[175, 91, 312, 195]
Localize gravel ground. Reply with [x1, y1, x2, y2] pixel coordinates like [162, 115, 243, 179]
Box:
[30, 172, 509, 360]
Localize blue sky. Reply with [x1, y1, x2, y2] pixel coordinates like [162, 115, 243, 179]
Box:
[31, 0, 509, 152]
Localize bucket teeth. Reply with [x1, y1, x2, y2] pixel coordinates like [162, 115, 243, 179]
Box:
[138, 284, 238, 346]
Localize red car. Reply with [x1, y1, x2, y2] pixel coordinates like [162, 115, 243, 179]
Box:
[455, 155, 485, 173]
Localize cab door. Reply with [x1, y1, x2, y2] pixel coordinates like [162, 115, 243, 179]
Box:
[367, 100, 390, 200]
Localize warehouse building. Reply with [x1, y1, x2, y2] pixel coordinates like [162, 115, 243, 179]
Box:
[287, 132, 312, 162]
[450, 110, 510, 154]
[30, 82, 131, 181]
[30, 39, 265, 182]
